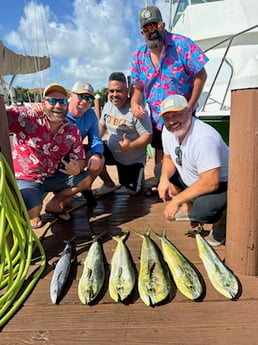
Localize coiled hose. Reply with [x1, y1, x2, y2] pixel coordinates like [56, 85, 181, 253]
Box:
[0, 152, 46, 328]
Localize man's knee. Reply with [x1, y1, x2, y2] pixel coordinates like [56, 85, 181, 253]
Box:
[190, 195, 226, 224]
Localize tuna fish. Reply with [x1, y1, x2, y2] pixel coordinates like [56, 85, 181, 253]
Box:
[109, 232, 136, 302]
[78, 234, 105, 304]
[136, 230, 171, 306]
[195, 232, 240, 299]
[154, 230, 203, 300]
[50, 239, 74, 304]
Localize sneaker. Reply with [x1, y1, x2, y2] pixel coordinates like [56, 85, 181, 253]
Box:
[206, 230, 225, 247]
[82, 190, 97, 207]
[175, 208, 197, 222]
[92, 184, 119, 197]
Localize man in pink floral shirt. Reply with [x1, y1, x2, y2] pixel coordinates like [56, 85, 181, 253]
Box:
[4, 83, 102, 228]
[131, 6, 208, 192]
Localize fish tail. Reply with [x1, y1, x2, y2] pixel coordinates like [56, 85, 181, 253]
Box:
[112, 231, 130, 243]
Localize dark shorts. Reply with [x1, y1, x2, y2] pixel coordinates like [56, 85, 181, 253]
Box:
[103, 143, 144, 193]
[170, 171, 228, 224]
[16, 170, 88, 211]
[151, 126, 163, 149]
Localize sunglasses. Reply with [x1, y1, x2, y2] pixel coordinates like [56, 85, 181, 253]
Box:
[142, 21, 162, 33]
[175, 146, 182, 166]
[45, 98, 68, 106]
[76, 93, 94, 103]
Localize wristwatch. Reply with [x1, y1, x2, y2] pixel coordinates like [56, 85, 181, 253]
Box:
[94, 153, 103, 159]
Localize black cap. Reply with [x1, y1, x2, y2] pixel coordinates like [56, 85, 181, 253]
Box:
[139, 6, 163, 28]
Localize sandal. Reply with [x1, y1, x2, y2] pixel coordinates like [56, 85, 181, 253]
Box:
[45, 209, 71, 221]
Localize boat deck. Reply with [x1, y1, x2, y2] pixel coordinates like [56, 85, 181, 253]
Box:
[1, 158, 258, 344]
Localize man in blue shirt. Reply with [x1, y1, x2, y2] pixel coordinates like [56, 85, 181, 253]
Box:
[67, 81, 104, 206]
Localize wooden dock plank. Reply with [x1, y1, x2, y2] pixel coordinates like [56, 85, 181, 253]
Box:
[1, 158, 258, 345]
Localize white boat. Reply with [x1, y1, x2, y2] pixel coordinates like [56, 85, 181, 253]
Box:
[169, 0, 258, 143]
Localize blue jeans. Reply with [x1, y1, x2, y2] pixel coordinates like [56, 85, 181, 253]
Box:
[16, 170, 88, 211]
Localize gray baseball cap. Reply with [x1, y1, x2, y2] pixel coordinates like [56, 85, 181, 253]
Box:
[71, 81, 94, 96]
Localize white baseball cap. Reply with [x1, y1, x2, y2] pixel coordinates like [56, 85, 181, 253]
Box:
[159, 94, 188, 117]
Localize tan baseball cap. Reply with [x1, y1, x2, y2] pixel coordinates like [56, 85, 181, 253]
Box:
[159, 95, 188, 117]
[43, 83, 68, 97]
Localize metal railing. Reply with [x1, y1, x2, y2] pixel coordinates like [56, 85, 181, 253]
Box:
[202, 24, 258, 112]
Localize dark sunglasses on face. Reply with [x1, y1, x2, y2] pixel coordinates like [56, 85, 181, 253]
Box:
[175, 146, 182, 166]
[76, 93, 94, 103]
[142, 21, 162, 33]
[45, 98, 68, 106]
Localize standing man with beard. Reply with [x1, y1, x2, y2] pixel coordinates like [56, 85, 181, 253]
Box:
[158, 94, 229, 247]
[131, 6, 209, 194]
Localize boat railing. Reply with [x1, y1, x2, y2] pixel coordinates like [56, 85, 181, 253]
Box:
[201, 24, 258, 112]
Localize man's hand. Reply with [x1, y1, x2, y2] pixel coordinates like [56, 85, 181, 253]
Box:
[30, 103, 43, 114]
[158, 178, 171, 202]
[87, 154, 104, 171]
[118, 133, 131, 152]
[164, 198, 181, 222]
[59, 158, 81, 175]
[131, 103, 145, 118]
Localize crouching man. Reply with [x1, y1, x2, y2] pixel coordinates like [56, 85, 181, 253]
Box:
[158, 94, 228, 247]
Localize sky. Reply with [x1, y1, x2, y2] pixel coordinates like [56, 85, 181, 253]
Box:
[0, 0, 175, 93]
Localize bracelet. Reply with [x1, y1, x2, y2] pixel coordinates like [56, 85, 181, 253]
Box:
[0, 85, 4, 96]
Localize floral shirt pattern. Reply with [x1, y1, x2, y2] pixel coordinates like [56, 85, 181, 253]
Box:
[131, 31, 209, 130]
[7, 106, 85, 183]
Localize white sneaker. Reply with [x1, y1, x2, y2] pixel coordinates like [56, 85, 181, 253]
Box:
[92, 184, 120, 197]
[206, 230, 225, 247]
[175, 208, 197, 222]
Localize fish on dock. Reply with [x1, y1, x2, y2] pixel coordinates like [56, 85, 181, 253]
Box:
[78, 234, 106, 304]
[154, 230, 203, 301]
[195, 231, 240, 299]
[108, 232, 136, 302]
[50, 239, 74, 304]
[136, 230, 171, 306]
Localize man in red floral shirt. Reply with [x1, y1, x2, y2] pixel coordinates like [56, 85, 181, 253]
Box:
[3, 83, 102, 229]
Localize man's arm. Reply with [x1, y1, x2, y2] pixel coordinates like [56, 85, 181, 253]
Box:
[99, 122, 107, 138]
[158, 154, 177, 201]
[118, 133, 152, 152]
[87, 112, 104, 156]
[164, 167, 220, 220]
[188, 68, 207, 113]
[130, 84, 145, 118]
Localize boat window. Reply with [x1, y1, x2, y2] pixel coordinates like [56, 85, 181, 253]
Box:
[173, 0, 223, 27]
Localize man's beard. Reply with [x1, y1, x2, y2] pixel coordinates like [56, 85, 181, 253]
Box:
[145, 31, 164, 49]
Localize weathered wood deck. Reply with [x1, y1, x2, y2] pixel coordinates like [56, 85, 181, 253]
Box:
[1, 158, 258, 345]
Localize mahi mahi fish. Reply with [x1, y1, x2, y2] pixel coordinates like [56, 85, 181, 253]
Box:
[195, 232, 239, 299]
[154, 230, 203, 300]
[109, 232, 135, 302]
[78, 234, 105, 304]
[50, 239, 74, 304]
[136, 230, 171, 306]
